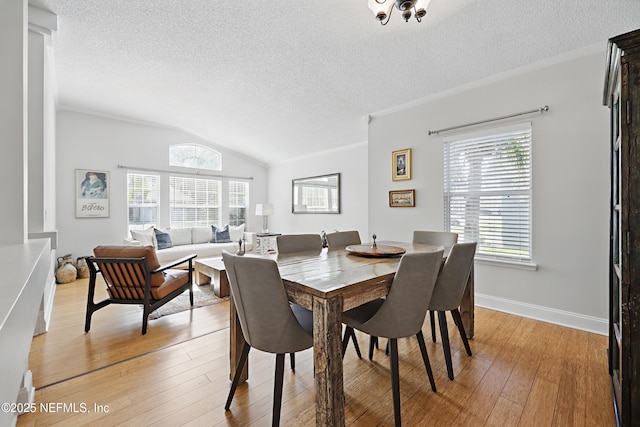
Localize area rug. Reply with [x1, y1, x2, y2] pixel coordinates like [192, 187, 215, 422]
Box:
[148, 284, 229, 319]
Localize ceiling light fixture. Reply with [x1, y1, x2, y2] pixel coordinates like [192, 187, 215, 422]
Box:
[368, 0, 431, 25]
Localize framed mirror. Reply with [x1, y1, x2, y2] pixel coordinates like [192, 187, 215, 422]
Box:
[292, 173, 340, 214]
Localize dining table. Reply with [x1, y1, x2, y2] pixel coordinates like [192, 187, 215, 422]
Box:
[228, 241, 474, 427]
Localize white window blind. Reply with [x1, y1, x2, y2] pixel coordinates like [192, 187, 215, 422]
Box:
[229, 181, 249, 226]
[444, 123, 532, 263]
[170, 176, 221, 228]
[127, 173, 159, 230]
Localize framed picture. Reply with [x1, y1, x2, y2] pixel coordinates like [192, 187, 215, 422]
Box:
[76, 169, 110, 218]
[392, 148, 412, 181]
[389, 189, 415, 207]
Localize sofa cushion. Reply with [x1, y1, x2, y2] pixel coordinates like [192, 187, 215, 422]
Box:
[131, 227, 157, 248]
[93, 245, 164, 287]
[154, 228, 173, 249]
[168, 228, 192, 246]
[154, 242, 236, 265]
[192, 226, 213, 244]
[229, 223, 246, 242]
[211, 225, 231, 243]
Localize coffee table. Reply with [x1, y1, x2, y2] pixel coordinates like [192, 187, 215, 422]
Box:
[194, 257, 229, 297]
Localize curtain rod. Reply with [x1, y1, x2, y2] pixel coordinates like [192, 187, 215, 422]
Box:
[428, 105, 549, 136]
[117, 165, 253, 180]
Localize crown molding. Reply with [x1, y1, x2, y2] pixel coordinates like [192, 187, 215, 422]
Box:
[28, 6, 57, 36]
[369, 43, 606, 120]
[269, 141, 368, 166]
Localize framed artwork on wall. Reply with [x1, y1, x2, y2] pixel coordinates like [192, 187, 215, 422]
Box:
[76, 169, 110, 218]
[389, 189, 415, 207]
[392, 148, 412, 181]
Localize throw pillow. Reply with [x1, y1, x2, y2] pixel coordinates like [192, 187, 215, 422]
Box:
[131, 227, 157, 248]
[228, 223, 246, 242]
[211, 225, 231, 243]
[154, 228, 173, 250]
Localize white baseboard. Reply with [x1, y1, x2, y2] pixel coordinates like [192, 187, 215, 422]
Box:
[475, 293, 608, 336]
[17, 370, 35, 413]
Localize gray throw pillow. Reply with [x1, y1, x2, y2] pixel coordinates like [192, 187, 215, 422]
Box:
[211, 225, 231, 243]
[154, 228, 173, 250]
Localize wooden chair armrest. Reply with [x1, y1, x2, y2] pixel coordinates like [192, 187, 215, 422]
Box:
[153, 254, 197, 272]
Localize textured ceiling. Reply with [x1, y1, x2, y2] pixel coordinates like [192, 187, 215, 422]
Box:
[29, 0, 640, 165]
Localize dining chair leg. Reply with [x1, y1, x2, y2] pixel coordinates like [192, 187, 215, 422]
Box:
[350, 328, 362, 359]
[429, 310, 437, 342]
[225, 342, 251, 410]
[289, 353, 296, 371]
[451, 308, 472, 356]
[416, 331, 437, 392]
[273, 353, 286, 427]
[388, 338, 402, 427]
[437, 311, 454, 380]
[369, 336, 378, 360]
[342, 327, 362, 359]
[342, 327, 351, 359]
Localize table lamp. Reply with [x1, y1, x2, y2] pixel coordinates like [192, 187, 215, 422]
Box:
[255, 203, 274, 234]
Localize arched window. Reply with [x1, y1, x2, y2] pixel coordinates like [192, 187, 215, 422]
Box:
[169, 144, 221, 171]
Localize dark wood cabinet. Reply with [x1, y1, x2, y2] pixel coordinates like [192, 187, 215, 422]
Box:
[603, 28, 640, 426]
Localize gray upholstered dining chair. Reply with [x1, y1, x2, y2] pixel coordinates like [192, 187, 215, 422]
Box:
[428, 242, 476, 380]
[412, 230, 459, 247]
[341, 250, 443, 427]
[222, 252, 313, 427]
[412, 230, 459, 342]
[276, 233, 323, 254]
[362, 230, 460, 357]
[325, 230, 361, 249]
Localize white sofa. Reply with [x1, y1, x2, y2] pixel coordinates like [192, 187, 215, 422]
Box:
[124, 225, 254, 265]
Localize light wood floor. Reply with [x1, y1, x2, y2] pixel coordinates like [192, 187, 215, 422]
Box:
[17, 278, 614, 426]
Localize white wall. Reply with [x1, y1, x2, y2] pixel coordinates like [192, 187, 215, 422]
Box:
[0, 0, 28, 245]
[56, 109, 269, 258]
[268, 143, 369, 239]
[368, 49, 610, 333]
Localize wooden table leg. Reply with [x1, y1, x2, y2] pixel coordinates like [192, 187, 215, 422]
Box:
[195, 267, 210, 286]
[459, 264, 475, 339]
[229, 295, 248, 383]
[312, 296, 345, 427]
[213, 269, 229, 297]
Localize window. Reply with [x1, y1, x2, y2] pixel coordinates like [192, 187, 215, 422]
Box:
[229, 181, 249, 226]
[127, 173, 159, 230]
[169, 144, 221, 171]
[444, 123, 532, 263]
[170, 176, 221, 228]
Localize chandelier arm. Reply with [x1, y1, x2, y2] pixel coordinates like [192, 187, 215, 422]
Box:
[380, 4, 393, 25]
[415, 6, 422, 22]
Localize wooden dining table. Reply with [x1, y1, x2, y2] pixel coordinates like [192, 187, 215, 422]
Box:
[228, 241, 474, 427]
